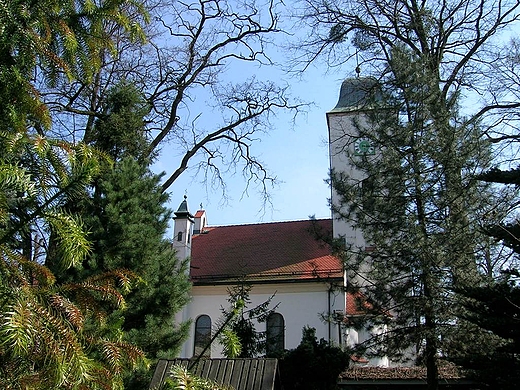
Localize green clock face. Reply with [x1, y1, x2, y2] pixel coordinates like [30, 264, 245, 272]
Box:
[354, 138, 375, 155]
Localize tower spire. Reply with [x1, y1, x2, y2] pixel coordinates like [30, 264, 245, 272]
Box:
[173, 196, 194, 261]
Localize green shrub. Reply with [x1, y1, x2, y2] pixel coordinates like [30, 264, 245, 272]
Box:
[279, 327, 350, 390]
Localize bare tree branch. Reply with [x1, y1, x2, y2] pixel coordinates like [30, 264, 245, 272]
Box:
[41, 0, 303, 200]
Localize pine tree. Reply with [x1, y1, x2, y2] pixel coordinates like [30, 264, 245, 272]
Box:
[451, 270, 520, 389]
[479, 168, 520, 254]
[87, 157, 191, 389]
[329, 56, 494, 390]
[0, 2, 152, 388]
[295, 1, 520, 388]
[52, 82, 192, 389]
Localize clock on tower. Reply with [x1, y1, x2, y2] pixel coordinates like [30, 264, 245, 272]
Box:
[354, 138, 375, 155]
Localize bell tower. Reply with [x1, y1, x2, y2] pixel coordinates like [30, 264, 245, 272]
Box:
[326, 77, 381, 244]
[173, 195, 194, 261]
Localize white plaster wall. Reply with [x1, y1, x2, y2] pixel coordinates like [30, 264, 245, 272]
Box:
[327, 109, 390, 368]
[327, 111, 370, 246]
[179, 281, 346, 358]
[346, 327, 388, 367]
[172, 218, 193, 261]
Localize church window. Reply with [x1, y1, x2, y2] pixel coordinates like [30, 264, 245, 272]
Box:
[266, 312, 284, 356]
[177, 231, 183, 241]
[194, 315, 211, 357]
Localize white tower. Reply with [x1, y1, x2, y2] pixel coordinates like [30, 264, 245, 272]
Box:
[172, 195, 194, 261]
[326, 77, 380, 247]
[327, 78, 389, 367]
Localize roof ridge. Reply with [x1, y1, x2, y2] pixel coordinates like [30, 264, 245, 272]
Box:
[206, 218, 331, 229]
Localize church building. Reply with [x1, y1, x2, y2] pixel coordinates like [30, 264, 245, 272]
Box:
[173, 78, 387, 366]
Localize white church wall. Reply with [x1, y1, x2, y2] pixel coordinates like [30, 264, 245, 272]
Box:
[326, 81, 391, 368]
[179, 281, 346, 358]
[327, 110, 371, 246]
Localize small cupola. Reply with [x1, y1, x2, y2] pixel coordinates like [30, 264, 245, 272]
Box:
[173, 195, 194, 261]
[194, 205, 207, 234]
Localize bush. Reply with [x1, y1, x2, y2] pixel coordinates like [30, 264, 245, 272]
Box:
[279, 327, 350, 390]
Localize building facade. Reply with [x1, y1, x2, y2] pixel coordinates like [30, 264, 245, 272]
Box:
[174, 78, 388, 366]
[174, 212, 347, 359]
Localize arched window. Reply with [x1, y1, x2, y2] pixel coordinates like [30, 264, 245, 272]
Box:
[194, 315, 211, 357]
[177, 231, 183, 241]
[266, 312, 284, 356]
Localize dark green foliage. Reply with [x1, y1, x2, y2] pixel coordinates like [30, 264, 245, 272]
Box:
[479, 167, 520, 255]
[462, 163, 520, 387]
[446, 271, 520, 389]
[279, 327, 350, 390]
[479, 167, 520, 186]
[62, 157, 191, 389]
[0, 0, 147, 133]
[88, 82, 151, 161]
[50, 82, 191, 389]
[218, 284, 277, 358]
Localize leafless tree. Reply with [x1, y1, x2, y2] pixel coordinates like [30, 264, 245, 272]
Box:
[290, 1, 520, 389]
[293, 0, 520, 142]
[41, 0, 302, 198]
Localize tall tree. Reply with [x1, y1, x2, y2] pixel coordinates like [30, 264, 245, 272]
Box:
[453, 150, 520, 387]
[84, 157, 191, 389]
[0, 1, 150, 388]
[53, 82, 192, 390]
[41, 0, 302, 200]
[293, 1, 520, 389]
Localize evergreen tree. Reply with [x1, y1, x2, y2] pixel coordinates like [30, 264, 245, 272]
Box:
[449, 270, 520, 389]
[479, 168, 520, 256]
[0, 0, 147, 134]
[89, 157, 191, 389]
[295, 1, 520, 388]
[450, 166, 520, 387]
[0, 2, 150, 386]
[53, 82, 192, 389]
[0, 131, 147, 389]
[328, 74, 492, 388]
[279, 327, 350, 390]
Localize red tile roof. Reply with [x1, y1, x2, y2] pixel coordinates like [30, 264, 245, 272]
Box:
[339, 362, 468, 380]
[190, 219, 343, 284]
[346, 291, 370, 317]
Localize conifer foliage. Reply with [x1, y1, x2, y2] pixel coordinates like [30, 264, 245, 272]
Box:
[0, 135, 146, 389]
[1, 1, 152, 388]
[61, 82, 192, 389]
[279, 327, 350, 390]
[453, 270, 520, 389]
[296, 1, 520, 389]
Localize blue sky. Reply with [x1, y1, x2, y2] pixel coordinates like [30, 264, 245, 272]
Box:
[148, 1, 356, 232]
[148, 0, 518, 236]
[154, 66, 348, 229]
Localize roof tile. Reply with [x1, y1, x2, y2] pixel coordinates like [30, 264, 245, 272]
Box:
[191, 219, 343, 283]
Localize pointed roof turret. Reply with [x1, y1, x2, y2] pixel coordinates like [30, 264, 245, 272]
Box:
[174, 195, 194, 220]
[330, 77, 382, 113]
